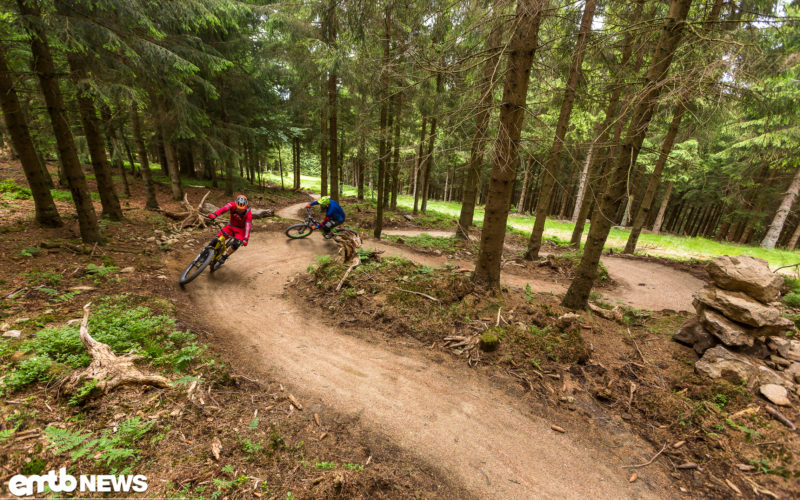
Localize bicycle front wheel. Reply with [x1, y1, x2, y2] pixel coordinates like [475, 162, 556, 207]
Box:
[286, 224, 312, 239]
[179, 247, 212, 285]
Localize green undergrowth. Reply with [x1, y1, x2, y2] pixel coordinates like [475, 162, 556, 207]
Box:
[386, 233, 459, 253]
[304, 255, 590, 369]
[0, 295, 206, 396]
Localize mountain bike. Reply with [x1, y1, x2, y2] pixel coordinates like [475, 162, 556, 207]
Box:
[179, 220, 237, 285]
[285, 207, 358, 240]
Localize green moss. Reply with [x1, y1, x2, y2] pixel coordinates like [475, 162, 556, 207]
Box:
[479, 332, 500, 351]
[782, 292, 800, 308]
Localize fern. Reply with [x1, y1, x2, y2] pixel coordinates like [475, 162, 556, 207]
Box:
[44, 426, 92, 454]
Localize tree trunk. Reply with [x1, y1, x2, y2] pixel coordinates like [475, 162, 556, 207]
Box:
[278, 144, 285, 189]
[571, 141, 594, 222]
[412, 115, 427, 214]
[130, 107, 159, 209]
[320, 77, 328, 196]
[761, 166, 800, 248]
[357, 131, 365, 200]
[390, 92, 402, 210]
[421, 74, 442, 214]
[563, 0, 693, 310]
[787, 220, 800, 250]
[0, 45, 61, 227]
[225, 157, 234, 196]
[161, 130, 183, 200]
[68, 55, 123, 220]
[383, 93, 395, 209]
[517, 157, 532, 215]
[473, 0, 544, 287]
[624, 103, 685, 252]
[458, 23, 503, 236]
[651, 180, 673, 233]
[374, 9, 391, 239]
[329, 72, 338, 200]
[100, 106, 131, 197]
[17, 0, 100, 242]
[568, 0, 645, 247]
[526, 0, 597, 259]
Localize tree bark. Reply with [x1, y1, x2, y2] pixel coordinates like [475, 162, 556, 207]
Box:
[563, 0, 693, 310]
[473, 0, 544, 287]
[526, 0, 597, 259]
[357, 130, 365, 200]
[68, 55, 122, 220]
[458, 23, 503, 236]
[320, 77, 328, 196]
[412, 115, 426, 214]
[390, 92, 402, 210]
[17, 0, 100, 242]
[161, 130, 183, 200]
[651, 180, 673, 233]
[761, 166, 800, 248]
[328, 64, 338, 199]
[571, 141, 594, 222]
[374, 9, 391, 239]
[0, 45, 61, 227]
[624, 103, 685, 252]
[787, 219, 800, 250]
[99, 106, 131, 197]
[130, 107, 159, 209]
[517, 157, 532, 215]
[383, 93, 395, 209]
[421, 74, 442, 213]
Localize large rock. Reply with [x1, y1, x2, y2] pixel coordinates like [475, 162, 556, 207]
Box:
[695, 346, 759, 386]
[757, 365, 796, 391]
[759, 384, 791, 406]
[767, 337, 800, 362]
[693, 287, 794, 334]
[785, 363, 800, 384]
[698, 307, 754, 347]
[706, 255, 783, 303]
[673, 318, 717, 354]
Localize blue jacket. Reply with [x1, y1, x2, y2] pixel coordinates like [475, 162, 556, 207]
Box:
[311, 199, 346, 223]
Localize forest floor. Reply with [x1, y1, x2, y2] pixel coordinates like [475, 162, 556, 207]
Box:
[2, 162, 798, 499]
[267, 172, 800, 270]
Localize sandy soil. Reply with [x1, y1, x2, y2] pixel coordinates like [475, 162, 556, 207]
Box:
[171, 202, 683, 499]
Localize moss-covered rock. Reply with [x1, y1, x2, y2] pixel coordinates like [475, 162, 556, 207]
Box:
[479, 332, 500, 352]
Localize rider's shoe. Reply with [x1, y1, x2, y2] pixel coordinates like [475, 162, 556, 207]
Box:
[218, 254, 229, 265]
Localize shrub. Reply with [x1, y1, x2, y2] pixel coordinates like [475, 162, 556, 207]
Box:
[0, 180, 33, 200]
[782, 293, 800, 308]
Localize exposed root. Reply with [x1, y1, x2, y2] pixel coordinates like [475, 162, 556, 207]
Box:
[61, 303, 170, 398]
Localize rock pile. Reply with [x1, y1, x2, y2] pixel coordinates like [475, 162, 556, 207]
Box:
[673, 255, 799, 407]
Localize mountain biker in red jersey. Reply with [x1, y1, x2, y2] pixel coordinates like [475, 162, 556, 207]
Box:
[206, 195, 252, 264]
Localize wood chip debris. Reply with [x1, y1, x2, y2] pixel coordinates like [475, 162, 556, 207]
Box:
[288, 394, 303, 410]
[210, 437, 222, 461]
[550, 425, 566, 433]
[676, 462, 698, 470]
[628, 473, 638, 483]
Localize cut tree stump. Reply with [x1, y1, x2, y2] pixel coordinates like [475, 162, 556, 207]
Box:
[62, 303, 170, 398]
[334, 231, 363, 291]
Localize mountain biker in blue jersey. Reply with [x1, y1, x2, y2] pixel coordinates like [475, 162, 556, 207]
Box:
[305, 196, 346, 239]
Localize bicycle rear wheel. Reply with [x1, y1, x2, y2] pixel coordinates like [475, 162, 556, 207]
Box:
[286, 224, 312, 239]
[179, 247, 212, 285]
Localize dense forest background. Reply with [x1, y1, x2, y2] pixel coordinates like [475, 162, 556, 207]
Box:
[1, 0, 798, 308]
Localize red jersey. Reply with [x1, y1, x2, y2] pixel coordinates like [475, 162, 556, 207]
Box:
[213, 202, 252, 240]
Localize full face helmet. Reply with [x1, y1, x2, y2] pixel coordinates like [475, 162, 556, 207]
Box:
[235, 195, 249, 210]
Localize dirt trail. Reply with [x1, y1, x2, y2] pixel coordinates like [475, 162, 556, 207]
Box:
[378, 229, 704, 312]
[175, 203, 679, 499]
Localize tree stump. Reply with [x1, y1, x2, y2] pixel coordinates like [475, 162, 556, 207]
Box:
[62, 303, 170, 398]
[333, 231, 363, 291]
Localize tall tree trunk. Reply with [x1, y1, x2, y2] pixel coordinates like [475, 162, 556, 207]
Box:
[390, 92, 402, 210]
[526, 0, 597, 259]
[277, 144, 285, 189]
[17, 0, 100, 242]
[458, 23, 503, 236]
[320, 77, 328, 196]
[130, 107, 159, 209]
[421, 76, 441, 214]
[0, 45, 61, 227]
[357, 131, 365, 200]
[412, 115, 426, 214]
[563, 0, 693, 309]
[624, 103, 685, 252]
[99, 106, 130, 197]
[761, 166, 800, 248]
[787, 220, 800, 250]
[327, 0, 339, 200]
[517, 157, 532, 215]
[651, 180, 673, 233]
[374, 9, 391, 239]
[383, 93, 395, 209]
[571, 141, 594, 222]
[68, 55, 122, 220]
[225, 156, 234, 195]
[569, 0, 645, 247]
[161, 130, 183, 200]
[473, 0, 544, 287]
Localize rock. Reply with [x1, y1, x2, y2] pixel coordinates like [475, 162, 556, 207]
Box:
[557, 313, 581, 330]
[759, 384, 791, 406]
[706, 255, 783, 303]
[69, 286, 95, 292]
[699, 307, 754, 347]
[767, 337, 800, 362]
[693, 287, 793, 333]
[146, 236, 156, 243]
[14, 317, 29, 324]
[695, 346, 759, 386]
[118, 266, 135, 274]
[673, 318, 717, 354]
[0, 322, 9, 332]
[785, 363, 800, 383]
[403, 214, 414, 221]
[740, 339, 771, 359]
[757, 365, 796, 390]
[2, 330, 21, 338]
[769, 354, 792, 368]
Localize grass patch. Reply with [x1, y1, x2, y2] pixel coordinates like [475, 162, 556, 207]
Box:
[0, 179, 33, 200]
[387, 233, 458, 253]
